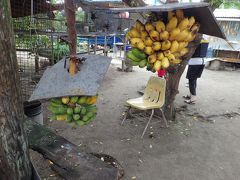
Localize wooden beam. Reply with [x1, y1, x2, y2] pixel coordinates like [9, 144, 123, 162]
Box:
[24, 120, 122, 180]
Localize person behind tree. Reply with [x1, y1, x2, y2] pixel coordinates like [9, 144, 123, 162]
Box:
[183, 38, 209, 104]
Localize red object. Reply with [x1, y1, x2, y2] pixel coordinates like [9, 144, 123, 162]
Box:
[157, 69, 166, 77]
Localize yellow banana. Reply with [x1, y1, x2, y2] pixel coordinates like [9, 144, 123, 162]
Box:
[189, 34, 196, 42]
[129, 27, 141, 38]
[135, 20, 145, 32]
[173, 52, 181, 58]
[140, 30, 148, 40]
[149, 30, 160, 41]
[137, 41, 145, 50]
[171, 58, 182, 64]
[188, 16, 195, 29]
[168, 11, 175, 21]
[144, 46, 154, 55]
[178, 41, 187, 51]
[175, 29, 189, 41]
[148, 53, 157, 63]
[169, 28, 180, 41]
[159, 31, 169, 41]
[180, 47, 189, 56]
[145, 22, 155, 32]
[167, 53, 176, 62]
[130, 38, 143, 47]
[156, 52, 164, 61]
[185, 33, 194, 42]
[56, 115, 67, 121]
[152, 42, 161, 51]
[156, 20, 165, 33]
[161, 40, 171, 51]
[163, 50, 172, 57]
[178, 18, 189, 31]
[86, 96, 98, 105]
[144, 36, 153, 46]
[170, 40, 179, 53]
[62, 97, 70, 104]
[191, 23, 200, 34]
[176, 9, 184, 21]
[161, 57, 170, 69]
[166, 17, 178, 32]
[88, 96, 98, 104]
[153, 60, 161, 71]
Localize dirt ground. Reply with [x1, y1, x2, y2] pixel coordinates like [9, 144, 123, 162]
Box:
[32, 59, 240, 180]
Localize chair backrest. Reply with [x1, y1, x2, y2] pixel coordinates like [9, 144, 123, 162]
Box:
[143, 76, 166, 107]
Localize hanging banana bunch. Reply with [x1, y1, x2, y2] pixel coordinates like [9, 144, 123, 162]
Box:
[126, 9, 200, 72]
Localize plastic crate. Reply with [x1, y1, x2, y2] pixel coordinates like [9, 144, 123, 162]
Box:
[192, 42, 209, 58]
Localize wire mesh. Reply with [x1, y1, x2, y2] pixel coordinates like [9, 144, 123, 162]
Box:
[12, 0, 67, 102]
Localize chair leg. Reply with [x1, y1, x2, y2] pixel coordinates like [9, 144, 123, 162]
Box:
[141, 109, 154, 138]
[160, 108, 168, 128]
[121, 106, 131, 125]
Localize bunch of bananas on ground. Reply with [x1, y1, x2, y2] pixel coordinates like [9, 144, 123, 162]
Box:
[48, 95, 97, 127]
[126, 9, 200, 72]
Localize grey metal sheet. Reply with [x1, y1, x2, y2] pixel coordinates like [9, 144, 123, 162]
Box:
[29, 55, 111, 101]
[109, 3, 209, 12]
[109, 3, 226, 39]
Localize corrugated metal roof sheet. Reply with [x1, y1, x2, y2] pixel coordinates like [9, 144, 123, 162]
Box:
[214, 9, 240, 18]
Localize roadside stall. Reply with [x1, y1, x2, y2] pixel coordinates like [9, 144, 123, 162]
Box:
[109, 2, 225, 122]
[19, 1, 225, 180]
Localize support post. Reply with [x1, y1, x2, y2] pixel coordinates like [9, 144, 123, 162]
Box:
[64, 0, 78, 75]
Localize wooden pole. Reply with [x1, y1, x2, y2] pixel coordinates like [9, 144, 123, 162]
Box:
[64, 0, 78, 75]
[0, 0, 32, 179]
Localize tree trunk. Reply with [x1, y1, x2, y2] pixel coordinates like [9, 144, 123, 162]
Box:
[0, 0, 32, 179]
[164, 34, 202, 120]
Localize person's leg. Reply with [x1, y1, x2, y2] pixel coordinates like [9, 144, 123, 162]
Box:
[189, 78, 196, 96]
[185, 78, 197, 103]
[191, 78, 197, 101]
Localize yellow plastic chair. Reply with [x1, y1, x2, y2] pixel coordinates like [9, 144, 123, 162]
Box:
[121, 76, 168, 138]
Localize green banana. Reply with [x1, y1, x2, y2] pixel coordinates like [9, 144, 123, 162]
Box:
[51, 98, 62, 105]
[132, 48, 147, 59]
[127, 51, 141, 62]
[131, 61, 139, 66]
[139, 59, 147, 68]
[49, 106, 67, 115]
[146, 63, 153, 71]
[86, 105, 97, 113]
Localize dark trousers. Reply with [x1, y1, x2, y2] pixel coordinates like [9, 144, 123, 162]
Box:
[189, 78, 197, 96]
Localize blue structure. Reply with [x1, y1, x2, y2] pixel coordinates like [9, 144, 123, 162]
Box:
[78, 36, 123, 48]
